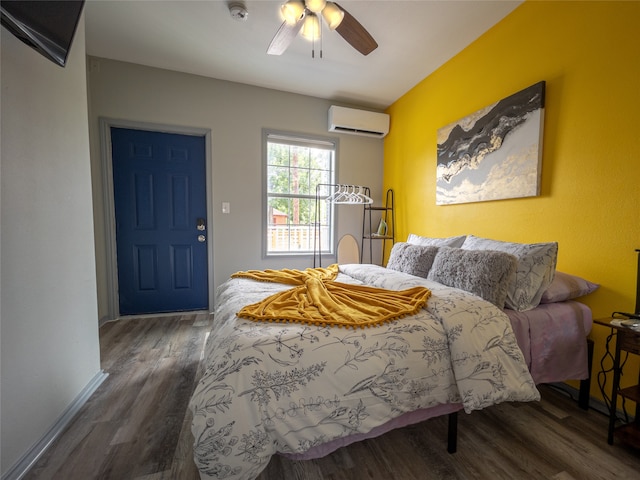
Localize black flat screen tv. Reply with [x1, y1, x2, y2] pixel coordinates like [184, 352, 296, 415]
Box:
[1, 0, 85, 67]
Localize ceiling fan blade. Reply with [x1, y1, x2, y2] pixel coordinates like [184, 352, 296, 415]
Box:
[267, 17, 304, 55]
[334, 3, 378, 56]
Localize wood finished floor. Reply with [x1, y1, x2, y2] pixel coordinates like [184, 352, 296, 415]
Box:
[24, 314, 640, 480]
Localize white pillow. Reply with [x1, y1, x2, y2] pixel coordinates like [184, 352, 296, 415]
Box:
[461, 235, 558, 311]
[407, 233, 466, 248]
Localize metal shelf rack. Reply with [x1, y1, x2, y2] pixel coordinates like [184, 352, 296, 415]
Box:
[361, 188, 395, 265]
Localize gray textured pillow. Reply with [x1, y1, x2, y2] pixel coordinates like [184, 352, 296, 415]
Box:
[461, 235, 558, 311]
[427, 247, 517, 308]
[386, 242, 440, 278]
[407, 233, 467, 248]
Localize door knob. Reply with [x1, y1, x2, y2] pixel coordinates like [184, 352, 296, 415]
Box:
[197, 218, 206, 231]
[198, 235, 206, 243]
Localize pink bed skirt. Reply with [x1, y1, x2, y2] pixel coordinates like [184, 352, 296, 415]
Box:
[281, 402, 463, 461]
[505, 300, 592, 384]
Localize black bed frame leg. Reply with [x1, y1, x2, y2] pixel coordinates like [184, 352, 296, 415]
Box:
[578, 338, 594, 410]
[447, 412, 458, 453]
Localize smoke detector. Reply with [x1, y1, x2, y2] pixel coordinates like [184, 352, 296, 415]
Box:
[229, 3, 248, 21]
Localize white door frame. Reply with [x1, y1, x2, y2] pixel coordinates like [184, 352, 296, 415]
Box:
[99, 117, 214, 320]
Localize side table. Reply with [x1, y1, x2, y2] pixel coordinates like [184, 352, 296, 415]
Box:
[593, 317, 640, 447]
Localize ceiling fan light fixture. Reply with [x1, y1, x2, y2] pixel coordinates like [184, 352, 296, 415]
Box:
[268, 0, 377, 57]
[281, 1, 305, 25]
[301, 12, 320, 40]
[305, 0, 327, 14]
[321, 2, 344, 30]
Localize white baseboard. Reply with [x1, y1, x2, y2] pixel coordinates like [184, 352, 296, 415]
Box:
[1, 370, 109, 480]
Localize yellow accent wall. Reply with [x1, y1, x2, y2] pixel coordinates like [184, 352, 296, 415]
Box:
[384, 1, 640, 399]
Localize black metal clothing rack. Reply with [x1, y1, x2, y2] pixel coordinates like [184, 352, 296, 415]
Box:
[361, 188, 395, 265]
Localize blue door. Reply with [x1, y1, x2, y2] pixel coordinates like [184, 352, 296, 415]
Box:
[111, 127, 208, 315]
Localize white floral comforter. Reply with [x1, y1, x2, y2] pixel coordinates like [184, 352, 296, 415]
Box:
[189, 264, 539, 480]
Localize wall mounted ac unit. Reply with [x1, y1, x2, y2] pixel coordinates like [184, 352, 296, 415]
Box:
[328, 106, 390, 138]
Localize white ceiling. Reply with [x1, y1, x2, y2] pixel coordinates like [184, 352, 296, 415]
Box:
[84, 0, 522, 110]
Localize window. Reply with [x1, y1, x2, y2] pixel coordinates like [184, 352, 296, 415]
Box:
[264, 131, 336, 256]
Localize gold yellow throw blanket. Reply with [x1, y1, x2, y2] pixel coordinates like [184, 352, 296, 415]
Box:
[231, 264, 431, 329]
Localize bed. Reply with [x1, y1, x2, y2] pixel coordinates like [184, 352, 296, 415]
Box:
[189, 235, 598, 480]
[402, 234, 597, 396]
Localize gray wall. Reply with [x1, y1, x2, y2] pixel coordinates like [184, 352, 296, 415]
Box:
[1, 19, 102, 474]
[87, 58, 385, 322]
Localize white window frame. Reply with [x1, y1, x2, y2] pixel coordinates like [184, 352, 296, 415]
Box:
[263, 130, 337, 258]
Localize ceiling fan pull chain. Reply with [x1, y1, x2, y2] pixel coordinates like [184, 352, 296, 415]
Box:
[312, 18, 315, 58]
[318, 16, 322, 58]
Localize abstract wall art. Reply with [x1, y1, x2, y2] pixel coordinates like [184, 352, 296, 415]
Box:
[436, 81, 546, 205]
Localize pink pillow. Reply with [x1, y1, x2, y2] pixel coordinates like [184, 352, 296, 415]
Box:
[540, 271, 599, 303]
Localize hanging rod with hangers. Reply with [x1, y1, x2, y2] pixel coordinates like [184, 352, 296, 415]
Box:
[324, 184, 373, 205]
[314, 183, 372, 267]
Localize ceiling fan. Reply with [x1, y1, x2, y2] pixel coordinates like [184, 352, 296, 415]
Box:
[267, 0, 378, 57]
